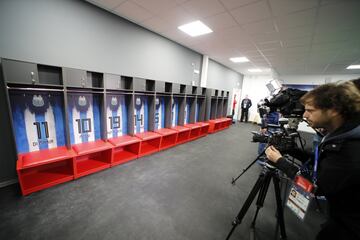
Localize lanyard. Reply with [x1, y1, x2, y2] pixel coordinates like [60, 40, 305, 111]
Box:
[312, 145, 319, 184]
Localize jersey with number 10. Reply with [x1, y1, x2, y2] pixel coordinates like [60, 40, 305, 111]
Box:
[67, 93, 101, 145]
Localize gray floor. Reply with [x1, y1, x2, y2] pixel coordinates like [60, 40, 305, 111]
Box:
[0, 123, 326, 240]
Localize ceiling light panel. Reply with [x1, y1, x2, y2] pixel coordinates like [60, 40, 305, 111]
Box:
[178, 20, 213, 37]
[346, 65, 360, 69]
[230, 57, 250, 63]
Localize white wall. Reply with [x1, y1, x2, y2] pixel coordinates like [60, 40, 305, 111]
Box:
[240, 73, 360, 123]
[240, 74, 273, 122]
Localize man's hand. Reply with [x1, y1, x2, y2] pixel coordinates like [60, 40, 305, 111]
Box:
[260, 128, 267, 134]
[265, 146, 282, 163]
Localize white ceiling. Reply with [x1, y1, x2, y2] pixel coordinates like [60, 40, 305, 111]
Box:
[87, 0, 360, 76]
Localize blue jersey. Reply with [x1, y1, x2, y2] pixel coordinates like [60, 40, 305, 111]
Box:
[106, 94, 128, 139]
[10, 91, 66, 153]
[68, 93, 101, 145]
[155, 97, 165, 130]
[171, 98, 179, 127]
[184, 99, 191, 124]
[195, 101, 200, 122]
[134, 95, 148, 134]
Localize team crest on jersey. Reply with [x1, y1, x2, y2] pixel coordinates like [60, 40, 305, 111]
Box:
[26, 94, 50, 114]
[136, 97, 142, 106]
[75, 95, 90, 112]
[32, 95, 44, 107]
[111, 97, 118, 106]
[109, 96, 120, 111]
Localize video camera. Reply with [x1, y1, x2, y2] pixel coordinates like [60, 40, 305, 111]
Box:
[265, 88, 307, 118]
[252, 120, 298, 154]
[257, 85, 307, 131]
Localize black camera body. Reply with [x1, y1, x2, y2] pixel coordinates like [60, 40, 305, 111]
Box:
[263, 88, 307, 118]
[251, 126, 297, 154]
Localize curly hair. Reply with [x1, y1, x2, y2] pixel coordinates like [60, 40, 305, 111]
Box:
[352, 78, 360, 91]
[300, 81, 360, 118]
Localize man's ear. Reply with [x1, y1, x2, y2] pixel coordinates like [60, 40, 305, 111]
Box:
[327, 109, 340, 118]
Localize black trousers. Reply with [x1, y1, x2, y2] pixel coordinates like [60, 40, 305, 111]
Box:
[240, 109, 249, 122]
[316, 220, 360, 240]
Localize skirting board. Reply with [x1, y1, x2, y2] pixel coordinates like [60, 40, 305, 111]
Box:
[0, 179, 18, 188]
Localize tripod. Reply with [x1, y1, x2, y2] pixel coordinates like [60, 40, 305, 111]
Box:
[226, 165, 287, 240]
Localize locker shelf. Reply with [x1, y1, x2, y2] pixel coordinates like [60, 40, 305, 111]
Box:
[16, 147, 76, 196]
[108, 135, 141, 166]
[72, 140, 112, 178]
[155, 128, 178, 150]
[195, 122, 210, 137]
[135, 132, 161, 157]
[171, 126, 191, 144]
[184, 124, 201, 140]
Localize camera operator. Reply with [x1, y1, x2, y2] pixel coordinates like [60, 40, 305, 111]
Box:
[257, 99, 280, 165]
[265, 81, 360, 240]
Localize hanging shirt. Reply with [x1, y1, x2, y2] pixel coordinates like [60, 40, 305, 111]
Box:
[10, 92, 66, 153]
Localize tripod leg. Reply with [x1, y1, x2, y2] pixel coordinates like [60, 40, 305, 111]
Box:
[272, 174, 287, 240]
[231, 149, 266, 185]
[274, 175, 289, 239]
[251, 173, 272, 229]
[226, 173, 267, 240]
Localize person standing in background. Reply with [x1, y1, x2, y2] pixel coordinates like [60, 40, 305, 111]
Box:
[240, 95, 252, 122]
[232, 94, 237, 122]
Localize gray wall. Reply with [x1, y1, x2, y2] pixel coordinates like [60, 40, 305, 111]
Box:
[0, 60, 18, 186]
[207, 60, 243, 90]
[0, 0, 242, 185]
[207, 59, 243, 115]
[0, 0, 204, 185]
[0, 0, 202, 84]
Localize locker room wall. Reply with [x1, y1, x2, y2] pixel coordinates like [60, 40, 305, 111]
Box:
[0, 0, 201, 85]
[0, 60, 18, 186]
[0, 0, 243, 186]
[207, 60, 243, 116]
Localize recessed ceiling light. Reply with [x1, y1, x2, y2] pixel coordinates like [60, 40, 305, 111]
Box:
[178, 20, 213, 37]
[230, 57, 249, 63]
[248, 68, 262, 73]
[346, 65, 360, 69]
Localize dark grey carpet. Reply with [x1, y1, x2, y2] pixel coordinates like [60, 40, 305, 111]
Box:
[0, 123, 326, 240]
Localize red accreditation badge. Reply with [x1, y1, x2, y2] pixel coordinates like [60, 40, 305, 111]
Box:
[286, 175, 314, 221]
